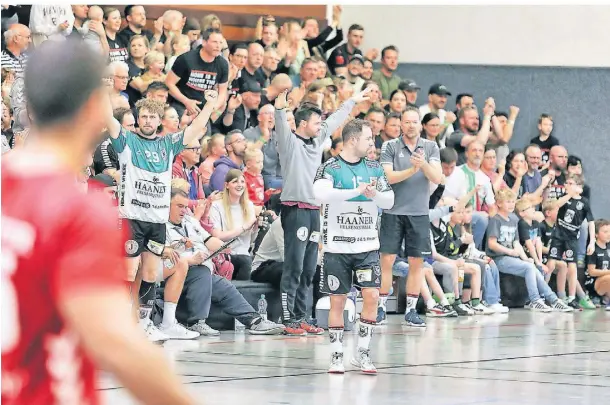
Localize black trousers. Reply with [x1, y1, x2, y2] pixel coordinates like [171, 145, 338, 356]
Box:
[280, 204, 320, 322]
[231, 254, 252, 281]
[251, 260, 284, 289]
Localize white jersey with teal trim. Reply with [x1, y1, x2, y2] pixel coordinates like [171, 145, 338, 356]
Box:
[111, 128, 185, 223]
[315, 156, 391, 254]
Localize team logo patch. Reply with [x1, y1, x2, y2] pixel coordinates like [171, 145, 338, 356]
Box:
[356, 269, 372, 283]
[309, 231, 320, 243]
[373, 265, 381, 276]
[576, 201, 583, 210]
[125, 240, 139, 255]
[565, 249, 574, 258]
[147, 240, 165, 255]
[327, 275, 340, 291]
[160, 149, 167, 162]
[296, 227, 308, 241]
[550, 247, 558, 256]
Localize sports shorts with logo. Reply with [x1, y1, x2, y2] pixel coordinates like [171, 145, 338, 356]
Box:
[320, 251, 381, 295]
[548, 238, 578, 263]
[122, 218, 166, 258]
[379, 213, 432, 257]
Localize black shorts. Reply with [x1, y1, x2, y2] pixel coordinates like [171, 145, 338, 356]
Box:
[319, 251, 381, 295]
[584, 277, 601, 300]
[121, 218, 166, 257]
[548, 238, 578, 263]
[379, 214, 432, 257]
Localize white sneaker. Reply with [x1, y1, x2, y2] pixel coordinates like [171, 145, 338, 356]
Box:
[159, 320, 200, 340]
[489, 303, 510, 313]
[350, 349, 377, 374]
[328, 352, 345, 374]
[528, 299, 552, 312]
[140, 318, 169, 342]
[552, 299, 574, 313]
[188, 320, 220, 336]
[471, 302, 495, 315]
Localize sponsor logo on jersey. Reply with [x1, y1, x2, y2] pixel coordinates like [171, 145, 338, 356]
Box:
[336, 205, 375, 230]
[131, 199, 151, 209]
[333, 236, 356, 243]
[134, 176, 167, 199]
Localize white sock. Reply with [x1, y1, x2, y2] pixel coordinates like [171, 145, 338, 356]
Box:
[426, 299, 437, 310]
[357, 319, 374, 352]
[440, 296, 450, 306]
[162, 302, 177, 327]
[379, 295, 388, 310]
[568, 296, 575, 303]
[406, 294, 418, 311]
[329, 327, 344, 355]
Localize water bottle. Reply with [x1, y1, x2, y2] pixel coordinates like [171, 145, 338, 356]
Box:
[257, 294, 268, 321]
[234, 318, 246, 332]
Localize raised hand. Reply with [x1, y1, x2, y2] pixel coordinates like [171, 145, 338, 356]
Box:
[274, 90, 289, 110]
[350, 86, 372, 103]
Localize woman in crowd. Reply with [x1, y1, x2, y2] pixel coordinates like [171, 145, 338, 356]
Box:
[384, 89, 407, 114]
[361, 58, 374, 80]
[130, 50, 166, 95]
[209, 169, 258, 281]
[481, 145, 507, 193]
[276, 20, 310, 78]
[503, 149, 527, 198]
[200, 133, 226, 187]
[125, 34, 150, 107]
[103, 7, 128, 63]
[158, 106, 180, 137]
[421, 112, 443, 148]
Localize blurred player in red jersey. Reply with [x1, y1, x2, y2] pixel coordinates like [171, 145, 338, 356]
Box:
[1, 40, 197, 405]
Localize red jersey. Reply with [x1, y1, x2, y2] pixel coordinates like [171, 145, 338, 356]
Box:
[1, 156, 126, 405]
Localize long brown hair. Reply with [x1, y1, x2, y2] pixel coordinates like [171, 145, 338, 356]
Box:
[220, 169, 253, 230]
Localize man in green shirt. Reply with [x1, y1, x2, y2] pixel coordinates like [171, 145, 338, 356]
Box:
[371, 45, 401, 101]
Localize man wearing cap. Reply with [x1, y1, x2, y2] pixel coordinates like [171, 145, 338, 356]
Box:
[372, 45, 401, 100]
[419, 83, 455, 146]
[221, 80, 262, 133]
[398, 79, 420, 107]
[344, 54, 365, 93]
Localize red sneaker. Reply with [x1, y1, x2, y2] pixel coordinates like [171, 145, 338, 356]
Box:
[283, 323, 307, 336]
[300, 321, 324, 335]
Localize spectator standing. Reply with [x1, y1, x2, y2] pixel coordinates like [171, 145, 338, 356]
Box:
[371, 45, 401, 101]
[66, 5, 88, 40]
[117, 5, 155, 45]
[542, 145, 568, 200]
[1, 24, 31, 77]
[273, 87, 370, 335]
[487, 106, 519, 164]
[446, 102, 494, 165]
[303, 6, 344, 58]
[164, 34, 191, 73]
[419, 83, 455, 147]
[28, 4, 74, 45]
[172, 138, 205, 208]
[398, 79, 420, 107]
[104, 7, 129, 63]
[125, 35, 150, 107]
[327, 24, 364, 76]
[378, 106, 442, 326]
[221, 80, 262, 133]
[209, 130, 247, 191]
[530, 113, 559, 165]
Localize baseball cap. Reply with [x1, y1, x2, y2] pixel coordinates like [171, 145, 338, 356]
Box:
[348, 54, 364, 65]
[239, 80, 262, 94]
[428, 83, 452, 96]
[398, 79, 420, 92]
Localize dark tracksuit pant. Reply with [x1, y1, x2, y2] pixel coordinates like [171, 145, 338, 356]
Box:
[251, 260, 284, 289]
[176, 265, 259, 327]
[280, 204, 320, 323]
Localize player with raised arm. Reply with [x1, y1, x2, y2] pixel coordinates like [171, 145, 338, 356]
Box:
[1, 40, 196, 405]
[104, 77, 218, 341]
[313, 119, 395, 374]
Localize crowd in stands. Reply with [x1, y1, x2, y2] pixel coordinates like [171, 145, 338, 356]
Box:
[2, 4, 610, 341]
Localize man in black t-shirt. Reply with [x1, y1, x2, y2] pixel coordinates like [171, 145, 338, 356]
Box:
[165, 29, 228, 117]
[541, 145, 567, 200]
[530, 113, 560, 165]
[117, 5, 157, 46]
[327, 24, 364, 76]
[584, 219, 610, 306]
[238, 42, 266, 91]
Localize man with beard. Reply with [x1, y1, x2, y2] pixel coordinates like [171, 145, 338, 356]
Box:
[243, 104, 283, 189]
[371, 45, 401, 101]
[378, 106, 443, 326]
[542, 145, 568, 200]
[419, 83, 455, 146]
[344, 54, 365, 93]
[530, 113, 560, 165]
[444, 141, 497, 249]
[398, 79, 420, 108]
[106, 88, 218, 342]
[447, 103, 494, 165]
[209, 129, 248, 192]
[117, 5, 156, 45]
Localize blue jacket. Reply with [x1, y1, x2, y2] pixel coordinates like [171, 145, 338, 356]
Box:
[209, 156, 242, 192]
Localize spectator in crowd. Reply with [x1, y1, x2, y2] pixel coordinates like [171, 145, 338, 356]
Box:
[384, 89, 407, 114]
[255, 16, 278, 48]
[530, 113, 559, 165]
[327, 23, 364, 76]
[542, 145, 568, 200]
[81, 5, 109, 55]
[182, 17, 201, 47]
[261, 47, 280, 87]
[421, 112, 443, 148]
[145, 80, 170, 103]
[585, 220, 610, 310]
[372, 45, 401, 100]
[239, 42, 266, 89]
[539, 199, 569, 291]
[67, 4, 88, 40]
[1, 100, 13, 149]
[419, 84, 455, 147]
[487, 188, 572, 312]
[222, 80, 262, 133]
[118, 5, 155, 45]
[107, 61, 131, 110]
[158, 10, 184, 49]
[343, 54, 365, 92]
[398, 79, 420, 107]
[164, 34, 190, 73]
[447, 101, 494, 165]
[251, 217, 284, 288]
[374, 111, 400, 150]
[292, 57, 318, 88]
[350, 80, 381, 119]
[243, 147, 268, 213]
[502, 149, 527, 198]
[243, 103, 275, 143]
[104, 7, 129, 63]
[130, 50, 166, 95]
[165, 189, 285, 335]
[199, 133, 226, 187]
[172, 138, 205, 208]
[515, 198, 546, 273]
[361, 57, 374, 80]
[159, 106, 180, 136]
[166, 28, 229, 117]
[125, 34, 150, 107]
[523, 143, 543, 195]
[481, 144, 507, 193]
[444, 141, 496, 248]
[209, 129, 247, 191]
[209, 169, 258, 281]
[378, 106, 442, 326]
[2, 24, 31, 77]
[29, 4, 74, 45]
[440, 146, 458, 179]
[227, 43, 248, 87]
[303, 6, 343, 58]
[322, 137, 343, 163]
[276, 19, 310, 78]
[567, 155, 591, 201]
[451, 93, 474, 131]
[365, 107, 386, 141]
[487, 106, 519, 164]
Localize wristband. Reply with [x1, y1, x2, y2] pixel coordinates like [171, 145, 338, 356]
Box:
[508, 119, 515, 125]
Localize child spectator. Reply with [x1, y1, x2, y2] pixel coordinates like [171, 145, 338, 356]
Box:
[515, 198, 546, 274]
[585, 219, 610, 310]
[200, 134, 226, 187]
[486, 188, 572, 312]
[539, 199, 569, 295]
[82, 6, 105, 54]
[130, 50, 166, 95]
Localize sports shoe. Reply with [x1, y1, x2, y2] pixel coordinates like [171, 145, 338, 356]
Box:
[188, 320, 220, 336]
[159, 320, 200, 340]
[528, 299, 552, 312]
[376, 306, 387, 325]
[471, 302, 495, 315]
[140, 318, 169, 343]
[426, 303, 457, 317]
[453, 301, 474, 316]
[350, 349, 377, 374]
[552, 299, 574, 312]
[283, 322, 307, 336]
[579, 297, 596, 310]
[405, 308, 426, 327]
[605, 302, 610, 311]
[567, 298, 582, 311]
[328, 352, 345, 374]
[489, 303, 510, 313]
[248, 319, 285, 335]
[299, 320, 324, 335]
